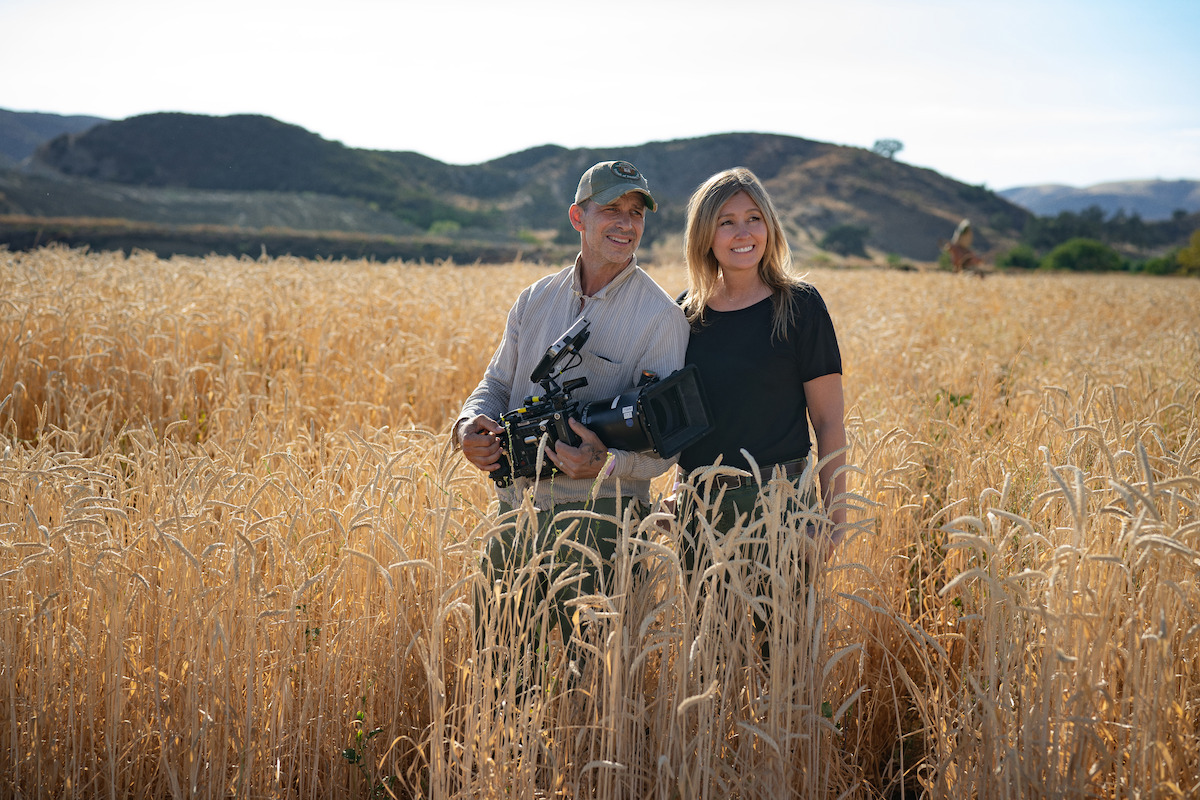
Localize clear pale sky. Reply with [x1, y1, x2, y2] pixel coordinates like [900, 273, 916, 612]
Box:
[3, 0, 1197, 190]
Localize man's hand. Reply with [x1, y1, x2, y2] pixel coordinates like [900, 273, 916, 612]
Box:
[457, 414, 504, 472]
[546, 418, 610, 480]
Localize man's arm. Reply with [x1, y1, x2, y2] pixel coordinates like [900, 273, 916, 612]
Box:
[454, 291, 525, 468]
[582, 303, 690, 482]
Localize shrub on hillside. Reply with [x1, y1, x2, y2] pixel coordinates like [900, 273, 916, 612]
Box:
[820, 224, 869, 257]
[996, 244, 1040, 270]
[1133, 252, 1179, 275]
[1041, 238, 1125, 272]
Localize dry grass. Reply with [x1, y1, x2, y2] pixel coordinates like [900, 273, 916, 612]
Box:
[1, 245, 1197, 799]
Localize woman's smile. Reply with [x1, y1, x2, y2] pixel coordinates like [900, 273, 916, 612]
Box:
[712, 191, 768, 273]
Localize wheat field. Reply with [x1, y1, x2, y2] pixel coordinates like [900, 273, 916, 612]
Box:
[1, 245, 1198, 799]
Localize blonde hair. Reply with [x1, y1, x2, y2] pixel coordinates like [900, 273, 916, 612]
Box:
[681, 167, 801, 341]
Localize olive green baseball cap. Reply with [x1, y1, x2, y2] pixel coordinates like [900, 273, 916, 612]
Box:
[574, 160, 657, 212]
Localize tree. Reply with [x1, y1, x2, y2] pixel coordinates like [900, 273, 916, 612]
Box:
[996, 244, 1039, 270]
[820, 224, 869, 257]
[1136, 252, 1179, 275]
[871, 139, 903, 160]
[1178, 229, 1200, 276]
[1041, 238, 1124, 272]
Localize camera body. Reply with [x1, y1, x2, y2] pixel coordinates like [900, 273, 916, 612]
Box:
[491, 377, 587, 488]
[489, 318, 713, 488]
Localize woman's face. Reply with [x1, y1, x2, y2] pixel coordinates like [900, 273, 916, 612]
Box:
[711, 191, 768, 276]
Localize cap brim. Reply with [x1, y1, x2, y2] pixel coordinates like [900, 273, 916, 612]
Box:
[589, 185, 657, 212]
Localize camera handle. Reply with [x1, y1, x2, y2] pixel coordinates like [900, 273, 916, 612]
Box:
[489, 377, 589, 488]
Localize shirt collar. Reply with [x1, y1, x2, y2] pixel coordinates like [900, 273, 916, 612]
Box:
[571, 254, 640, 300]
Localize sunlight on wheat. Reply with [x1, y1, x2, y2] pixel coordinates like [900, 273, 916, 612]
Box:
[1, 245, 1198, 798]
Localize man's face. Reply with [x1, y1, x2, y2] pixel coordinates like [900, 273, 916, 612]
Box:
[570, 192, 647, 272]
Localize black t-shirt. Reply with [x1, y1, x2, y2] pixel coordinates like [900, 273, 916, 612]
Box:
[679, 284, 842, 473]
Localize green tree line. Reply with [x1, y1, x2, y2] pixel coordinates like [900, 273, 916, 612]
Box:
[995, 205, 1199, 275]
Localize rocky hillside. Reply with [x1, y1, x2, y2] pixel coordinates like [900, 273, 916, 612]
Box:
[6, 111, 1035, 262]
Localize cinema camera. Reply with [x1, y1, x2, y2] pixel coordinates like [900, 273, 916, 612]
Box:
[491, 318, 712, 488]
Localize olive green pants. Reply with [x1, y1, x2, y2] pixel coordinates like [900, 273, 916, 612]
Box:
[477, 496, 640, 648]
[679, 478, 817, 641]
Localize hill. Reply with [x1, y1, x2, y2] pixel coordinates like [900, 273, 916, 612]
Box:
[4, 110, 1036, 262]
[0, 108, 108, 167]
[1000, 180, 1200, 221]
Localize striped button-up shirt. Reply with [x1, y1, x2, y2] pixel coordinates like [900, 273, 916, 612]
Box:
[459, 255, 688, 507]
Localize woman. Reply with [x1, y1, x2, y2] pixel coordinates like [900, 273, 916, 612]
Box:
[676, 166, 847, 567]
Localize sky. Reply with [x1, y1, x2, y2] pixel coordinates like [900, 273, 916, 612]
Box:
[3, 0, 1198, 191]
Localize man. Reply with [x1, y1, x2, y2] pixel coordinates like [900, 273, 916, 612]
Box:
[456, 160, 688, 644]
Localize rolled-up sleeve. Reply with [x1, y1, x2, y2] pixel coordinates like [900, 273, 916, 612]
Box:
[602, 303, 689, 482]
[457, 288, 527, 428]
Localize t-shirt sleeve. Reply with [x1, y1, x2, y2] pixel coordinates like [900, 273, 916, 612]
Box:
[793, 285, 842, 381]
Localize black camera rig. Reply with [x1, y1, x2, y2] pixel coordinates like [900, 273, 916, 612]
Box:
[491, 318, 712, 488]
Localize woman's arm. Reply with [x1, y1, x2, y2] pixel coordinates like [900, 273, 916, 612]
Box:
[803, 372, 848, 547]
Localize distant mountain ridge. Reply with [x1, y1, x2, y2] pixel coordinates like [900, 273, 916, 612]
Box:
[1000, 180, 1200, 221]
[2, 110, 1038, 262]
[9, 108, 1189, 264]
[0, 108, 108, 167]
